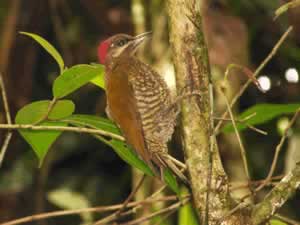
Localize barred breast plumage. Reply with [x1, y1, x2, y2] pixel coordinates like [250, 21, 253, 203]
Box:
[128, 59, 177, 147]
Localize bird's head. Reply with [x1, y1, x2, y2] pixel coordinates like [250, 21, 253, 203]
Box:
[97, 32, 151, 65]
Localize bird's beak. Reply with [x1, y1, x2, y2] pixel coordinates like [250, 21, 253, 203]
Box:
[134, 31, 152, 40]
[130, 31, 152, 52]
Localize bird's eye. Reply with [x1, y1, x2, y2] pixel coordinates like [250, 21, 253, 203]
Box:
[116, 39, 128, 47]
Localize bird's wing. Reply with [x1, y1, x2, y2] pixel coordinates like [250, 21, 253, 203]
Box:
[128, 61, 176, 145]
[105, 66, 152, 168]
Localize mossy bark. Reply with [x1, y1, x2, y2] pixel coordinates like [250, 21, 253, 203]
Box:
[166, 1, 251, 224]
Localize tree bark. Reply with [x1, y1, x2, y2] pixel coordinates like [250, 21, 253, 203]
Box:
[166, 1, 250, 224]
[252, 163, 300, 224]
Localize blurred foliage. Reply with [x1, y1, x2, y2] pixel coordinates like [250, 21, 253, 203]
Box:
[48, 188, 93, 224]
[222, 103, 300, 132]
[0, 0, 300, 224]
[178, 187, 199, 225]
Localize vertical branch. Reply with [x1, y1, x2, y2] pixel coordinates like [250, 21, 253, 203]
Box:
[0, 73, 13, 167]
[0, 0, 21, 73]
[220, 88, 250, 180]
[165, 1, 243, 224]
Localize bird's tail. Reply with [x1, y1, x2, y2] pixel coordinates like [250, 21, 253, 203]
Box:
[154, 153, 189, 185]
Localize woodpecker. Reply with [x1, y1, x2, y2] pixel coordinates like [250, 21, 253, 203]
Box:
[97, 32, 188, 184]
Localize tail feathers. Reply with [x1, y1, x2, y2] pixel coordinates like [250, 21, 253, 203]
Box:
[158, 155, 189, 185]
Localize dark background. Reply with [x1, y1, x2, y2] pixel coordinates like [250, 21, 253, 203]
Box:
[0, 0, 299, 224]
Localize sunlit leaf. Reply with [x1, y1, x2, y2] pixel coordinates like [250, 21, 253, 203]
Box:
[222, 103, 300, 133]
[19, 32, 64, 73]
[15, 100, 75, 123]
[65, 114, 154, 177]
[178, 187, 199, 225]
[270, 219, 288, 225]
[53, 64, 104, 98]
[15, 100, 75, 164]
[48, 188, 92, 223]
[164, 168, 180, 196]
[90, 63, 105, 89]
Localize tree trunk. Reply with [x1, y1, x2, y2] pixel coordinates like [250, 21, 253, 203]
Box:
[166, 1, 251, 224]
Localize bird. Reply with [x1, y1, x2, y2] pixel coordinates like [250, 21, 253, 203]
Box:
[97, 32, 188, 184]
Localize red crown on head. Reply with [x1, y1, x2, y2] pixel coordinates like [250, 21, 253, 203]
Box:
[97, 40, 110, 64]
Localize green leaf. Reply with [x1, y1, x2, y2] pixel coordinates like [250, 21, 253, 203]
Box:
[65, 114, 184, 193]
[99, 137, 155, 177]
[48, 188, 92, 224]
[15, 100, 75, 164]
[163, 168, 180, 196]
[89, 63, 105, 89]
[270, 219, 288, 225]
[65, 114, 154, 176]
[90, 75, 105, 89]
[19, 32, 64, 73]
[15, 100, 75, 123]
[53, 64, 104, 98]
[222, 103, 300, 133]
[178, 187, 199, 225]
[65, 114, 120, 135]
[66, 114, 183, 193]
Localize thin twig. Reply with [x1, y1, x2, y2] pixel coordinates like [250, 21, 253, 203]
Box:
[224, 64, 264, 93]
[0, 124, 125, 141]
[252, 163, 300, 224]
[213, 116, 268, 135]
[123, 184, 169, 219]
[0, 73, 12, 167]
[220, 187, 258, 224]
[231, 181, 278, 191]
[92, 175, 146, 225]
[166, 155, 186, 170]
[241, 112, 257, 121]
[0, 74, 11, 124]
[119, 198, 189, 225]
[255, 109, 300, 192]
[220, 88, 250, 180]
[0, 132, 13, 167]
[33, 98, 57, 125]
[230, 175, 283, 191]
[246, 125, 268, 135]
[0, 195, 181, 225]
[222, 108, 299, 222]
[221, 201, 251, 223]
[214, 26, 293, 134]
[89, 184, 169, 225]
